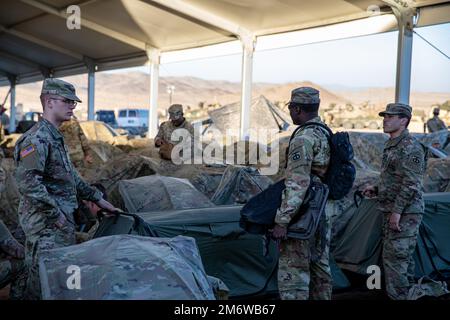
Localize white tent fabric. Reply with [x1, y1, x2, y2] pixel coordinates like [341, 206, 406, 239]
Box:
[1, 0, 449, 86]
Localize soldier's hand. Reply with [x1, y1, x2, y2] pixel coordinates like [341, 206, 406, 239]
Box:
[389, 213, 401, 232]
[362, 185, 377, 198]
[96, 198, 122, 216]
[0, 238, 25, 259]
[84, 154, 93, 164]
[269, 224, 287, 240]
[155, 137, 162, 147]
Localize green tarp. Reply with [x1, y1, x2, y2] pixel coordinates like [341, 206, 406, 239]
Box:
[94, 193, 450, 297]
[95, 206, 279, 299]
[332, 193, 450, 282]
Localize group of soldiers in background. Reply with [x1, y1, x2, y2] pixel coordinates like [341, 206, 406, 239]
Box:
[0, 77, 447, 300]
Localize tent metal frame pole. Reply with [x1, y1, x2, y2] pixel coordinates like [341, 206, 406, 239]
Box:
[87, 67, 95, 121]
[383, 1, 417, 105]
[239, 35, 256, 141]
[8, 76, 16, 133]
[147, 47, 160, 138]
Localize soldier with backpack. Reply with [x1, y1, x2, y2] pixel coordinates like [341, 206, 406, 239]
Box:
[270, 87, 355, 300]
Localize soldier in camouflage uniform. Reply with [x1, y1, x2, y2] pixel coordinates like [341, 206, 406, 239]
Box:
[0, 219, 26, 299]
[14, 78, 119, 299]
[363, 103, 426, 300]
[271, 87, 332, 300]
[426, 107, 447, 133]
[59, 117, 93, 168]
[154, 104, 194, 158]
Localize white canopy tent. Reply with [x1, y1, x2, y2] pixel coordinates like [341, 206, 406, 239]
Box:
[0, 0, 449, 137]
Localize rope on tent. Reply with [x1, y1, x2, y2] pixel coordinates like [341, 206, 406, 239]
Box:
[413, 30, 450, 60]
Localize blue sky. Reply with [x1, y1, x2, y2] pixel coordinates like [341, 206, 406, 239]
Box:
[112, 22, 450, 93]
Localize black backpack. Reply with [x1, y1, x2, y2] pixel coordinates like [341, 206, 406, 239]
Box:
[300, 122, 355, 200]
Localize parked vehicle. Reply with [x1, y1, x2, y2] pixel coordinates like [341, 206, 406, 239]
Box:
[95, 110, 118, 128]
[15, 111, 43, 133]
[117, 108, 149, 137]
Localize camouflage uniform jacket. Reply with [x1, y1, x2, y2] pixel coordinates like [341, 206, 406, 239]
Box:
[426, 116, 447, 133]
[155, 119, 194, 145]
[378, 129, 426, 215]
[14, 119, 102, 235]
[275, 117, 330, 227]
[59, 119, 91, 163]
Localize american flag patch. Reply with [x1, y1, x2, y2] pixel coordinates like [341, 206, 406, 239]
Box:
[20, 144, 36, 158]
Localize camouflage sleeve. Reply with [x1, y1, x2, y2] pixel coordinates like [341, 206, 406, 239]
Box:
[187, 122, 195, 138]
[74, 172, 102, 203]
[274, 134, 314, 227]
[14, 136, 59, 219]
[0, 219, 13, 243]
[155, 122, 165, 141]
[426, 119, 436, 133]
[392, 145, 426, 215]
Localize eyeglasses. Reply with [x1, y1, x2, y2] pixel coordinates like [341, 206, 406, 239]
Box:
[50, 98, 77, 107]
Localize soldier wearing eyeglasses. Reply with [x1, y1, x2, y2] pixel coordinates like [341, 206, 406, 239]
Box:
[13, 78, 120, 299]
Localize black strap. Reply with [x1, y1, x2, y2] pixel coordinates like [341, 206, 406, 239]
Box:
[285, 122, 332, 169]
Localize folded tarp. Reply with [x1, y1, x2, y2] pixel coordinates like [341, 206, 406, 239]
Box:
[39, 235, 215, 300]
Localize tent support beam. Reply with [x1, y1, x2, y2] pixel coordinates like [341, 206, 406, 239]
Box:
[382, 1, 417, 105]
[86, 59, 96, 121]
[8, 76, 16, 133]
[239, 35, 256, 141]
[147, 47, 160, 138]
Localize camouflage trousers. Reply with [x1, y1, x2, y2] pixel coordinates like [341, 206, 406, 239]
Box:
[0, 258, 27, 299]
[278, 202, 333, 300]
[382, 212, 423, 300]
[24, 223, 75, 300]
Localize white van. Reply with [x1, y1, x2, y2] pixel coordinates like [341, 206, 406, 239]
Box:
[117, 109, 149, 136]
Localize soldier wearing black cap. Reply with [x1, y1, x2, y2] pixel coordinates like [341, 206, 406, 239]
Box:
[363, 102, 426, 300]
[271, 87, 333, 300]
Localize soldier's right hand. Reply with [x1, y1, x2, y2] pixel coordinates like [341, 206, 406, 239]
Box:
[0, 238, 25, 259]
[362, 185, 377, 198]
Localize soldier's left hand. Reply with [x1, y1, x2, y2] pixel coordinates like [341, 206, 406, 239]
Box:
[96, 198, 122, 215]
[389, 213, 401, 232]
[270, 224, 287, 240]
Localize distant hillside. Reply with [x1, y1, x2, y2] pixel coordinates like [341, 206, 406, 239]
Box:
[0, 72, 448, 119]
[334, 87, 450, 111]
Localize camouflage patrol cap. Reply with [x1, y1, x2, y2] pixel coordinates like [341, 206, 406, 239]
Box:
[289, 87, 320, 105]
[168, 104, 183, 113]
[41, 78, 82, 103]
[378, 102, 412, 119]
[168, 104, 183, 120]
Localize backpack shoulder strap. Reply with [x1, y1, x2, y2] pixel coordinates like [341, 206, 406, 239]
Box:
[299, 122, 332, 141]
